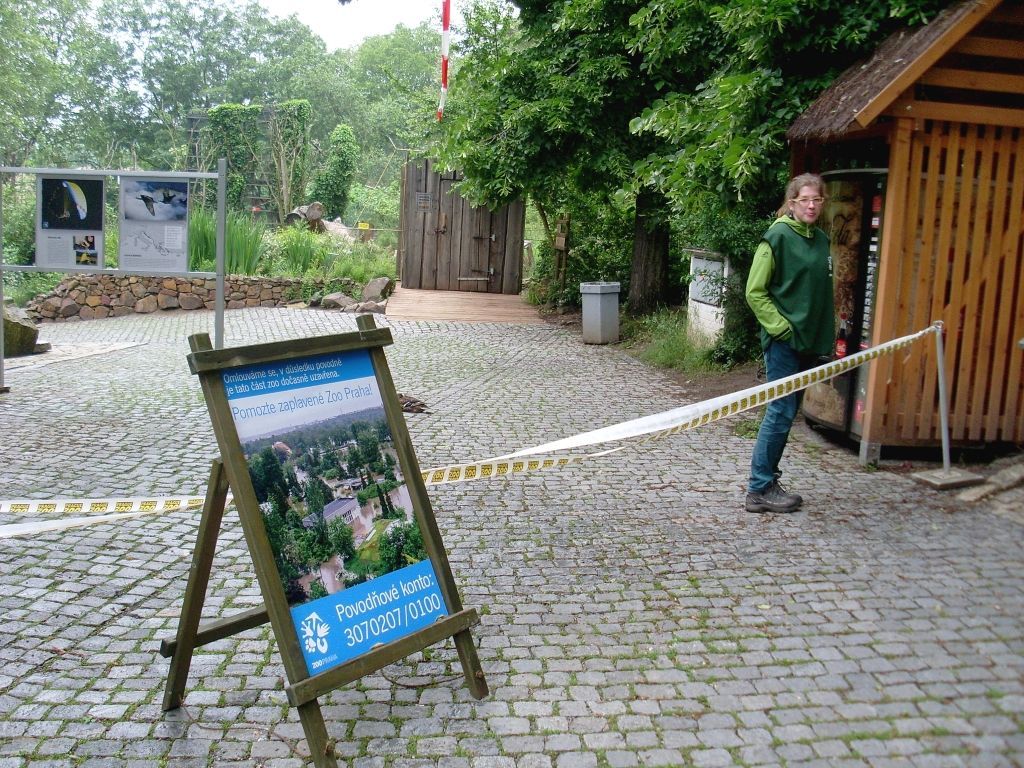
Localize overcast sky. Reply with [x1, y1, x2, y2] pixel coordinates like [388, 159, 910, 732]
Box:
[253, 0, 452, 51]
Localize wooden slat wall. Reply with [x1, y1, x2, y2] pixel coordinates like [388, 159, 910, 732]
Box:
[400, 159, 525, 294]
[867, 120, 1024, 445]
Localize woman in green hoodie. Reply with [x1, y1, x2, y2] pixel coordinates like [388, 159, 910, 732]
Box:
[744, 173, 834, 513]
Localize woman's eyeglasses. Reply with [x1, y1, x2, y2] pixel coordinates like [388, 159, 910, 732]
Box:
[792, 197, 824, 206]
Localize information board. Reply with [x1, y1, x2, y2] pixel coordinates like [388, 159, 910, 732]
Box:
[162, 321, 487, 768]
[221, 347, 448, 677]
[118, 178, 189, 272]
[35, 175, 105, 270]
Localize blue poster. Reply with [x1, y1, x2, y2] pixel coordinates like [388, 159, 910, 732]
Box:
[290, 558, 448, 675]
[223, 347, 444, 677]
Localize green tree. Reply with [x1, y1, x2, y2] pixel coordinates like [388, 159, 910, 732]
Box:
[304, 476, 332, 518]
[249, 447, 287, 505]
[266, 99, 313, 221]
[0, 0, 98, 169]
[310, 124, 360, 219]
[436, 0, 692, 314]
[340, 23, 441, 184]
[628, 0, 953, 210]
[327, 518, 356, 563]
[90, 0, 331, 169]
[356, 430, 381, 468]
[377, 522, 425, 575]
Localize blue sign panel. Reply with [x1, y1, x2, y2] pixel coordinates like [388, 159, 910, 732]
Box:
[290, 558, 448, 676]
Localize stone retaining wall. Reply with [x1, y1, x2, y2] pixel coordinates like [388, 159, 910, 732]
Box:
[25, 274, 356, 322]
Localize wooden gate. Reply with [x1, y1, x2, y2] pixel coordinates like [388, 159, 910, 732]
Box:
[399, 159, 525, 294]
[867, 119, 1024, 445]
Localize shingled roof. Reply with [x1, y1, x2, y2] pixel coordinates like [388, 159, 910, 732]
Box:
[787, 0, 1001, 141]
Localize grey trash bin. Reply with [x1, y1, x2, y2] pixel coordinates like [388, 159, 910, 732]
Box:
[580, 282, 620, 344]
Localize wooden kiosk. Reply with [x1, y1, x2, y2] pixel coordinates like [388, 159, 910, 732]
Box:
[787, 0, 1024, 460]
[159, 315, 487, 766]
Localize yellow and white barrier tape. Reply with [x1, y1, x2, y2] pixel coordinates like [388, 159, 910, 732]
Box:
[0, 496, 208, 539]
[1, 325, 938, 533]
[420, 325, 938, 485]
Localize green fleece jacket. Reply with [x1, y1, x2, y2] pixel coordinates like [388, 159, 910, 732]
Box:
[745, 215, 835, 356]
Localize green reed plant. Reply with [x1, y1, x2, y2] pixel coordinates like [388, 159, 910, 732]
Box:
[226, 211, 267, 274]
[189, 208, 217, 271]
[188, 209, 268, 274]
[273, 225, 329, 274]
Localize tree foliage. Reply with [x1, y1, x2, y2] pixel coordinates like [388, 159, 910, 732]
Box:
[207, 104, 263, 209]
[377, 522, 425, 575]
[439, 0, 953, 320]
[628, 0, 955, 210]
[266, 99, 314, 221]
[310, 124, 360, 219]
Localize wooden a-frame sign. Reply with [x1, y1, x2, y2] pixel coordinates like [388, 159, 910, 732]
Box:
[159, 315, 487, 767]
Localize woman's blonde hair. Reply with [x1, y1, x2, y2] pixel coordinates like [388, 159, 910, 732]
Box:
[777, 173, 825, 217]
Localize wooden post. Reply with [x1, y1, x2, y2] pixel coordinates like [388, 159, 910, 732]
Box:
[860, 117, 913, 464]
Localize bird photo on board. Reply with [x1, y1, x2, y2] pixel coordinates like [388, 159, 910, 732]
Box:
[122, 179, 189, 221]
[40, 177, 104, 231]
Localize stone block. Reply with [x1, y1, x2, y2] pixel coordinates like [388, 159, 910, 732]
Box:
[362, 276, 395, 302]
[322, 292, 357, 310]
[135, 295, 158, 313]
[2, 303, 40, 356]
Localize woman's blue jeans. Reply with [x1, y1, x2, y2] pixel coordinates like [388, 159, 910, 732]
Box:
[748, 338, 810, 494]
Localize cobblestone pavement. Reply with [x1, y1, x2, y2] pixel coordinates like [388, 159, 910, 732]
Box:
[1, 308, 1022, 768]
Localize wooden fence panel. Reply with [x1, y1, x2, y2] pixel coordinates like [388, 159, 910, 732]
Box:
[447, 183, 466, 291]
[912, 127, 946, 439]
[420, 168, 440, 290]
[502, 200, 525, 295]
[436, 172, 456, 291]
[875, 121, 1024, 446]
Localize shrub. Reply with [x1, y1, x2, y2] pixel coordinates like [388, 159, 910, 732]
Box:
[620, 308, 718, 373]
[324, 241, 396, 285]
[526, 192, 633, 308]
[270, 226, 330, 275]
[675, 196, 768, 367]
[1, 184, 37, 265]
[345, 181, 400, 249]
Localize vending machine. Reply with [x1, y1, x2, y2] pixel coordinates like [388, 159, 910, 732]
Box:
[802, 169, 886, 437]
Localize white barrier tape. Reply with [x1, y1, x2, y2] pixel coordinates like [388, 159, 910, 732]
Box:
[1, 326, 938, 525]
[421, 325, 937, 486]
[0, 496, 208, 539]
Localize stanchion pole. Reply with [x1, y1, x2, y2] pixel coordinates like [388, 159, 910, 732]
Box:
[911, 321, 983, 489]
[933, 321, 952, 473]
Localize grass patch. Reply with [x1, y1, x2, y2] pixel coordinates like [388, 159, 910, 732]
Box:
[620, 307, 721, 374]
[733, 413, 763, 439]
[3, 270, 63, 306]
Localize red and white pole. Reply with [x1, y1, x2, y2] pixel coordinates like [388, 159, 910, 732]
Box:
[437, 0, 450, 120]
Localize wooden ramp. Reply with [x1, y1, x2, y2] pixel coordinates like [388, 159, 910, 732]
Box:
[385, 285, 544, 324]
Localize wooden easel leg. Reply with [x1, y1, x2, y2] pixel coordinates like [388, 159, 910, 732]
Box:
[298, 701, 339, 768]
[162, 459, 230, 711]
[453, 629, 488, 699]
